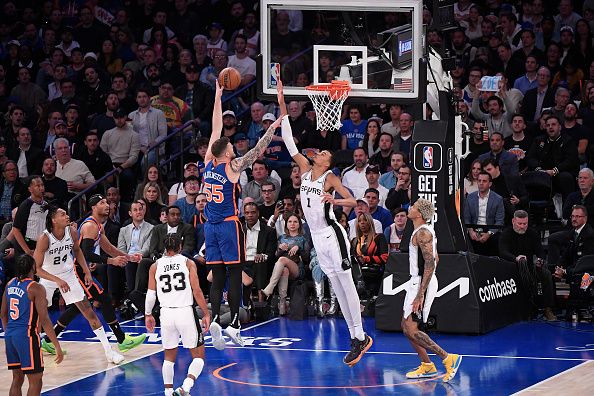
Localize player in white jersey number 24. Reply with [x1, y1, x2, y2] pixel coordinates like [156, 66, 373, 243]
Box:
[146, 234, 211, 396]
[280, 112, 372, 367]
[402, 199, 461, 382]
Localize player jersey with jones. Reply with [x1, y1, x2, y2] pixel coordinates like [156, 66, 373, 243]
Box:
[203, 161, 240, 223]
[300, 169, 337, 232]
[155, 254, 192, 308]
[408, 224, 437, 277]
[4, 278, 37, 336]
[42, 227, 75, 275]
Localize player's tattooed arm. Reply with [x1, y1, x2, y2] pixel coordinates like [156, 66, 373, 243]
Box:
[229, 117, 282, 174]
[416, 228, 436, 299]
[413, 331, 447, 358]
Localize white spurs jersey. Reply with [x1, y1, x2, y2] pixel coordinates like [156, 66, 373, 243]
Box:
[409, 224, 437, 277]
[155, 254, 193, 308]
[300, 169, 336, 232]
[42, 227, 75, 275]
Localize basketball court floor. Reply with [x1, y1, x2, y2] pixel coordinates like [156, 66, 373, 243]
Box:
[1, 311, 593, 395]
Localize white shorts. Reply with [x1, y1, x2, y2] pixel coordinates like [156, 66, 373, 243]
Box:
[310, 224, 351, 276]
[403, 275, 438, 323]
[39, 269, 85, 306]
[160, 306, 203, 350]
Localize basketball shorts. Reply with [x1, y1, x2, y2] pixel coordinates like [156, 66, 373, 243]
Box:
[5, 332, 44, 373]
[160, 306, 205, 350]
[39, 268, 86, 305]
[204, 219, 245, 265]
[74, 263, 104, 300]
[310, 223, 351, 276]
[403, 274, 438, 323]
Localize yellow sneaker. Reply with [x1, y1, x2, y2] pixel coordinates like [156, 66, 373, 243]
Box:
[442, 354, 462, 382]
[406, 362, 438, 379]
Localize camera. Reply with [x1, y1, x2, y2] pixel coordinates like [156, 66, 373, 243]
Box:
[276, 201, 285, 211]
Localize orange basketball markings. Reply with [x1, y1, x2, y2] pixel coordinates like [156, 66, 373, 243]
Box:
[213, 362, 446, 389]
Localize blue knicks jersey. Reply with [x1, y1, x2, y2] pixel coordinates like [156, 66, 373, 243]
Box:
[203, 161, 240, 223]
[5, 278, 38, 337]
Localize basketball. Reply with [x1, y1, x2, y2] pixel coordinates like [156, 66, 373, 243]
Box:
[218, 67, 242, 90]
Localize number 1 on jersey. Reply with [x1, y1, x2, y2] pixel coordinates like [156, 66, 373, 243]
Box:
[307, 197, 311, 208]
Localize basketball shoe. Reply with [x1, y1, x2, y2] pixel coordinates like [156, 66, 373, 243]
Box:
[224, 325, 245, 347]
[118, 333, 147, 352]
[442, 354, 462, 382]
[209, 322, 227, 350]
[106, 349, 125, 364]
[406, 362, 438, 378]
[41, 339, 67, 355]
[343, 334, 373, 367]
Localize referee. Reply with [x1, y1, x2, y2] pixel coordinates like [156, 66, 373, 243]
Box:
[12, 176, 48, 256]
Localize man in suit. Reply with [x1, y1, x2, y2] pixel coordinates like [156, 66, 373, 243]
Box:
[499, 210, 557, 321]
[148, 205, 195, 261]
[242, 202, 277, 302]
[116, 201, 154, 302]
[555, 205, 594, 278]
[521, 67, 555, 123]
[463, 171, 505, 255]
[478, 132, 519, 178]
[8, 127, 47, 180]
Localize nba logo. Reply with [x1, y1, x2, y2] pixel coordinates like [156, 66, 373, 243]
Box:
[270, 63, 280, 87]
[423, 146, 433, 169]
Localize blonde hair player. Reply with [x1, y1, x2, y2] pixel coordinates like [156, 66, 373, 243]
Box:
[145, 234, 210, 396]
[280, 99, 372, 367]
[402, 198, 461, 382]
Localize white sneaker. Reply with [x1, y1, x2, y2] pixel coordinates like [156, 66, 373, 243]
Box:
[209, 322, 226, 350]
[224, 325, 244, 347]
[106, 349, 125, 364]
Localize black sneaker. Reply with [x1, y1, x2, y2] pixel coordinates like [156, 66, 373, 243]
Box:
[343, 334, 373, 367]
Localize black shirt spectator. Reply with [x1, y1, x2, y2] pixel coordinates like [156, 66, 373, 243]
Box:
[526, 115, 579, 199]
[74, 133, 114, 182]
[12, 176, 47, 254]
[41, 157, 69, 210]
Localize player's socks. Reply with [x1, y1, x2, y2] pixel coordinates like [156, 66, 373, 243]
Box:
[164, 389, 174, 396]
[93, 327, 112, 354]
[108, 321, 126, 344]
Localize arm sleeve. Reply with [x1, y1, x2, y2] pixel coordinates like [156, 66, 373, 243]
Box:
[80, 238, 105, 264]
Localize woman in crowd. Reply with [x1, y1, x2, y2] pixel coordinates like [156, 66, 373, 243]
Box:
[135, 165, 168, 203]
[143, 182, 166, 223]
[460, 5, 483, 41]
[552, 56, 585, 98]
[98, 39, 123, 75]
[351, 213, 388, 299]
[261, 213, 309, 315]
[149, 25, 168, 63]
[360, 118, 382, 157]
[575, 19, 594, 67]
[384, 207, 408, 253]
[464, 159, 481, 196]
[116, 27, 136, 63]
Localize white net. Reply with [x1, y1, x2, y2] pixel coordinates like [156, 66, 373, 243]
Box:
[306, 81, 350, 131]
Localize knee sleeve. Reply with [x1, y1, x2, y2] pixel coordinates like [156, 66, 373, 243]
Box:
[162, 360, 175, 385]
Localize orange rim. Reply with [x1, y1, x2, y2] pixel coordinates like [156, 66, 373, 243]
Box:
[305, 80, 351, 99]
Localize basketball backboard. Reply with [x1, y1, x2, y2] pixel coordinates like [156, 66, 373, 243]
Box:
[258, 0, 425, 104]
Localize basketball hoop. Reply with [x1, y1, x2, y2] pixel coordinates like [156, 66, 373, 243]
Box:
[305, 80, 351, 131]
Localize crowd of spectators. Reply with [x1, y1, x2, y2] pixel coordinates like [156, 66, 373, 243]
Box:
[0, 0, 593, 323]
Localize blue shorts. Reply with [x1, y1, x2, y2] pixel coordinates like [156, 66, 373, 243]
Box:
[5, 332, 44, 374]
[204, 218, 245, 265]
